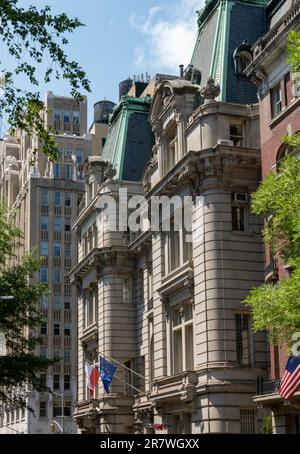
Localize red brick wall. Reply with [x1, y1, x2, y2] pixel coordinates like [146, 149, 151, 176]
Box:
[259, 74, 300, 380]
[259, 75, 300, 178]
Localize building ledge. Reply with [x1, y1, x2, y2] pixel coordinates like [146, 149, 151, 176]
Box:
[268, 97, 300, 129]
[254, 391, 300, 406]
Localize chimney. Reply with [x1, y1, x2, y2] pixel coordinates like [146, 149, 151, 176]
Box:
[179, 64, 184, 77]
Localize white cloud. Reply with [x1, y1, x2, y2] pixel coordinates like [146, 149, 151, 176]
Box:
[134, 47, 145, 67]
[130, 0, 203, 72]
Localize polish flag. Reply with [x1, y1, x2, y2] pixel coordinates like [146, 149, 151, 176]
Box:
[85, 362, 100, 397]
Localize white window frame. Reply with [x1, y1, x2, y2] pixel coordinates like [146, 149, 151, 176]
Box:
[168, 302, 194, 375]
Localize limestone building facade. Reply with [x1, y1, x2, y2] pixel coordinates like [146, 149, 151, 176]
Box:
[71, 70, 270, 433]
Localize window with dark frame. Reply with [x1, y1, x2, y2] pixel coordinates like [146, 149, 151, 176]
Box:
[64, 325, 71, 336]
[240, 409, 255, 434]
[40, 322, 47, 335]
[232, 205, 246, 231]
[54, 323, 60, 336]
[235, 313, 251, 366]
[53, 374, 60, 390]
[230, 123, 243, 146]
[64, 375, 71, 390]
[65, 192, 71, 207]
[39, 402, 47, 418]
[271, 84, 282, 118]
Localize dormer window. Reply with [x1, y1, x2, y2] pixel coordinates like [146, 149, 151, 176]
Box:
[233, 41, 253, 75]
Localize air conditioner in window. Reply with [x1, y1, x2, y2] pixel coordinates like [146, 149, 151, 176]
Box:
[217, 139, 234, 147]
[233, 192, 248, 203]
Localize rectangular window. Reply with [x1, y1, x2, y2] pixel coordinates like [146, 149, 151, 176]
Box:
[54, 242, 61, 257]
[65, 192, 71, 207]
[40, 267, 48, 283]
[40, 216, 49, 231]
[54, 163, 61, 179]
[64, 402, 71, 417]
[124, 360, 134, 396]
[65, 164, 72, 180]
[40, 295, 48, 310]
[122, 278, 132, 304]
[73, 111, 80, 124]
[171, 303, 194, 374]
[271, 85, 282, 118]
[170, 216, 180, 271]
[64, 111, 70, 124]
[58, 147, 63, 160]
[232, 206, 246, 232]
[65, 147, 73, 159]
[53, 268, 61, 284]
[40, 322, 47, 336]
[65, 243, 71, 258]
[230, 123, 243, 146]
[39, 402, 47, 418]
[54, 296, 61, 311]
[54, 217, 61, 232]
[41, 191, 48, 206]
[54, 192, 61, 206]
[53, 350, 60, 360]
[84, 290, 96, 327]
[53, 374, 60, 390]
[40, 346, 47, 358]
[240, 409, 255, 434]
[40, 241, 49, 257]
[173, 329, 183, 374]
[53, 403, 62, 418]
[54, 323, 60, 336]
[64, 375, 71, 390]
[292, 72, 300, 98]
[236, 313, 251, 366]
[64, 349, 71, 363]
[65, 217, 71, 232]
[76, 151, 83, 164]
[54, 108, 61, 122]
[64, 300, 71, 310]
[64, 325, 71, 337]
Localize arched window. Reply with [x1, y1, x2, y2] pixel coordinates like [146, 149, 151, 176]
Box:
[233, 41, 253, 75]
[275, 133, 300, 171]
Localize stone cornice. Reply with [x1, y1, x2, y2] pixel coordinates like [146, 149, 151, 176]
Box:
[146, 145, 260, 197]
[69, 246, 134, 281]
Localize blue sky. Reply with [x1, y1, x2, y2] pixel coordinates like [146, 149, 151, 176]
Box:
[7, 0, 202, 127]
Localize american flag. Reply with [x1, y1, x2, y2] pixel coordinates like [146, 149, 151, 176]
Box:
[279, 356, 300, 400]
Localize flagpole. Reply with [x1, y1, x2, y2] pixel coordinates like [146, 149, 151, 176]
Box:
[98, 351, 151, 384]
[113, 374, 145, 395]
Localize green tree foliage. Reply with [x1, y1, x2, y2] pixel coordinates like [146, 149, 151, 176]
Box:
[261, 415, 273, 434]
[0, 203, 54, 408]
[245, 31, 300, 347]
[0, 0, 91, 160]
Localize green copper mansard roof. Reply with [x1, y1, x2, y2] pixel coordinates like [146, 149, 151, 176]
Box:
[191, 0, 269, 104]
[102, 95, 154, 182]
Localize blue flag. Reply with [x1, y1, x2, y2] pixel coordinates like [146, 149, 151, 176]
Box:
[99, 355, 117, 393]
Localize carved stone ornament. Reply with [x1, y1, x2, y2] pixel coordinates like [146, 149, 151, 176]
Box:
[250, 67, 268, 100]
[104, 162, 117, 181]
[200, 77, 220, 102]
[162, 86, 172, 106]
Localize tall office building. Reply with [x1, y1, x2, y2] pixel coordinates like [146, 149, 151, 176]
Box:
[0, 92, 112, 434]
